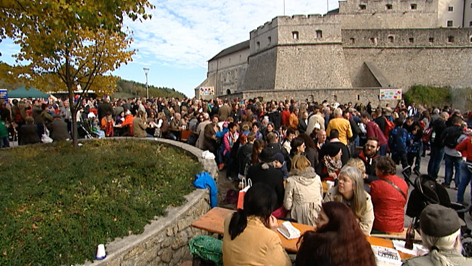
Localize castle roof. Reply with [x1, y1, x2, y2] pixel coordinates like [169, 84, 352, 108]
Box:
[208, 40, 249, 61]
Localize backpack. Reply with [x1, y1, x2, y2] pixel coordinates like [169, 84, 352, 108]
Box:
[14, 108, 24, 123]
[441, 126, 463, 149]
[383, 117, 395, 137]
[422, 127, 433, 144]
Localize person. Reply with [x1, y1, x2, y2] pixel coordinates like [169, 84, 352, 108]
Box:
[246, 147, 285, 211]
[455, 132, 472, 206]
[370, 156, 408, 233]
[222, 122, 239, 180]
[195, 113, 211, 149]
[317, 144, 342, 181]
[298, 133, 319, 170]
[320, 129, 350, 165]
[236, 132, 255, 179]
[427, 112, 449, 179]
[19, 116, 41, 145]
[133, 110, 150, 138]
[100, 112, 115, 137]
[0, 116, 8, 148]
[324, 166, 374, 235]
[360, 112, 388, 155]
[326, 107, 352, 145]
[296, 201, 376, 266]
[389, 117, 411, 173]
[48, 115, 71, 141]
[441, 116, 464, 189]
[407, 124, 422, 176]
[353, 136, 381, 184]
[223, 183, 291, 266]
[402, 204, 471, 266]
[283, 155, 323, 226]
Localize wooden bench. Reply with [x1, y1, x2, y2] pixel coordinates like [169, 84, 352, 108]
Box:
[191, 207, 414, 259]
[371, 227, 422, 241]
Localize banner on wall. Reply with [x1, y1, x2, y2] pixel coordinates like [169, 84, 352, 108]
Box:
[0, 89, 7, 101]
[380, 89, 402, 100]
[199, 87, 215, 96]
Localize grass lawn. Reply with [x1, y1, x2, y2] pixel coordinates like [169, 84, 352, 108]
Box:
[0, 139, 202, 266]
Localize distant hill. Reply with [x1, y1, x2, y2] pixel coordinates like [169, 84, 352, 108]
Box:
[115, 79, 187, 99]
[0, 78, 187, 99]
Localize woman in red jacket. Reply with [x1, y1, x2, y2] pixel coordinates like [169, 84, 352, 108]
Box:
[370, 156, 408, 233]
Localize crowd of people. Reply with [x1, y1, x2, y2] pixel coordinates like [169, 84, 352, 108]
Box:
[1, 96, 472, 265]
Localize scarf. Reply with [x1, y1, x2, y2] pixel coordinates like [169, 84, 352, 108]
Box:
[324, 155, 342, 174]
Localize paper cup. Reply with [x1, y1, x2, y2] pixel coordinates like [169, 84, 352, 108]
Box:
[326, 181, 335, 190]
[95, 244, 106, 260]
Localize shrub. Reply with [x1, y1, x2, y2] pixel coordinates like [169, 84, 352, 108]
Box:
[404, 85, 452, 108]
[0, 139, 202, 265]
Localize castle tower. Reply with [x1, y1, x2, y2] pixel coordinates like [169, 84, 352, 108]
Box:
[243, 15, 352, 92]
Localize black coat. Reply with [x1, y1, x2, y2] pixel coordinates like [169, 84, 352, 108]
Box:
[246, 164, 285, 208]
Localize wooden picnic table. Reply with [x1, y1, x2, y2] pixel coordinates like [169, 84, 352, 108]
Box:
[191, 207, 414, 259]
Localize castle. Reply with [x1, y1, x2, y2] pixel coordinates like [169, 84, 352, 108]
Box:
[196, 0, 472, 104]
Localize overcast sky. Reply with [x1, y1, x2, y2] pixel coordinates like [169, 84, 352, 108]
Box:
[1, 0, 340, 97]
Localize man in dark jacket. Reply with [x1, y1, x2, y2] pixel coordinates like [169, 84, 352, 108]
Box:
[440, 115, 464, 188]
[48, 115, 71, 141]
[427, 112, 449, 179]
[353, 136, 381, 184]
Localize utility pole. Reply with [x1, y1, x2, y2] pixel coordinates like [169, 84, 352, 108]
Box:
[143, 67, 150, 99]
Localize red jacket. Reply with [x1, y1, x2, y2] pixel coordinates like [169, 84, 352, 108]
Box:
[370, 174, 408, 233]
[456, 136, 472, 161]
[281, 110, 290, 126]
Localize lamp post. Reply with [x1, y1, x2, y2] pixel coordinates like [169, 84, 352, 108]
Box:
[143, 67, 150, 99]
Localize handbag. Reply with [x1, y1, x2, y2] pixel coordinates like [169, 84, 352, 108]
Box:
[41, 127, 53, 143]
[236, 178, 252, 210]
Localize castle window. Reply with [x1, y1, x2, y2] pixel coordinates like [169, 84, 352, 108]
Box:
[316, 30, 323, 38]
[448, 6, 453, 12]
[359, 4, 366, 10]
[386, 4, 393, 10]
[268, 36, 271, 45]
[410, 4, 417, 9]
[388, 36, 394, 43]
[292, 31, 299, 40]
[257, 41, 260, 49]
[429, 37, 434, 43]
[447, 20, 453, 27]
[409, 38, 414, 43]
[469, 36, 472, 42]
[357, 95, 360, 101]
[350, 38, 355, 44]
[470, 21, 472, 26]
[448, 36, 454, 43]
[229, 58, 231, 64]
[370, 37, 377, 45]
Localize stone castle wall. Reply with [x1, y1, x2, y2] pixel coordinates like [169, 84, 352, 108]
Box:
[338, 0, 439, 29]
[229, 87, 399, 106]
[203, 3, 472, 101]
[343, 28, 472, 89]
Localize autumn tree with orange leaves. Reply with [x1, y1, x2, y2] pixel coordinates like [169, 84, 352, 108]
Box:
[0, 0, 153, 146]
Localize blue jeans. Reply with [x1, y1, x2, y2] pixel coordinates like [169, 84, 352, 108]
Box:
[379, 144, 387, 156]
[0, 136, 9, 148]
[457, 162, 472, 203]
[427, 146, 444, 179]
[444, 154, 462, 186]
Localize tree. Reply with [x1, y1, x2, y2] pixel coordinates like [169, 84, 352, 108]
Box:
[0, 0, 153, 146]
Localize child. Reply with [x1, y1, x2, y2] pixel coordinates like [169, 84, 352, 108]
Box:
[274, 152, 289, 181]
[0, 117, 9, 148]
[407, 125, 422, 175]
[389, 118, 411, 176]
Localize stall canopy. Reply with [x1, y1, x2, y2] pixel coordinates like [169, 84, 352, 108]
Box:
[8, 86, 50, 99]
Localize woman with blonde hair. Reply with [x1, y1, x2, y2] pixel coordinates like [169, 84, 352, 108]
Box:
[324, 166, 374, 235]
[283, 155, 323, 226]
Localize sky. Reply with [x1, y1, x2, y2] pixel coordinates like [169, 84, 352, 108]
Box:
[0, 0, 340, 98]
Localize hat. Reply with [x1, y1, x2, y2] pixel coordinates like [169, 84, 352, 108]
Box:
[314, 123, 321, 129]
[258, 148, 275, 163]
[125, 110, 132, 116]
[325, 145, 342, 157]
[383, 107, 393, 116]
[273, 153, 285, 163]
[419, 204, 462, 237]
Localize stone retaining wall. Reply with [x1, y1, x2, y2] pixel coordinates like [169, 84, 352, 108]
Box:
[84, 137, 217, 266]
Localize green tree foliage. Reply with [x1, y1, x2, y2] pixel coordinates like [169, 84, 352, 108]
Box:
[0, 0, 153, 146]
[404, 85, 452, 108]
[115, 79, 187, 99]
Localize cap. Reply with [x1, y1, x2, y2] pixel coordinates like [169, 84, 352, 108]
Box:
[258, 147, 275, 163]
[419, 204, 462, 237]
